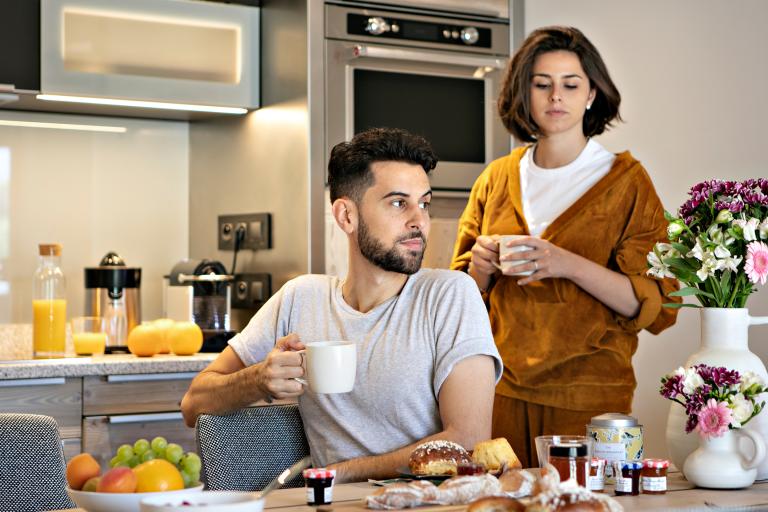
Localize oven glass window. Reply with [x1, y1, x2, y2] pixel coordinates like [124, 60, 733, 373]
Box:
[354, 70, 485, 163]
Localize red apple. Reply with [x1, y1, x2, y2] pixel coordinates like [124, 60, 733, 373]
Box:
[97, 467, 137, 493]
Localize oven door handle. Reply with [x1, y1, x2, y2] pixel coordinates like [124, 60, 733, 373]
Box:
[351, 45, 506, 70]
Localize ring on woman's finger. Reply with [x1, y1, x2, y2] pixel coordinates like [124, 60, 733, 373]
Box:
[533, 260, 538, 271]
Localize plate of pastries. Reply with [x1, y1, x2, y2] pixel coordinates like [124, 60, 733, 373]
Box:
[370, 438, 622, 512]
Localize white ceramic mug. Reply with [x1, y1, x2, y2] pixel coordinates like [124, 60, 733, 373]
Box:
[298, 341, 356, 394]
[497, 234, 535, 276]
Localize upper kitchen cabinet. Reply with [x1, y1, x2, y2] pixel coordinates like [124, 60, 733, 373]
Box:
[0, 0, 259, 120]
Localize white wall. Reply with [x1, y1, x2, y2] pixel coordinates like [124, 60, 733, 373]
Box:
[524, 0, 768, 458]
[0, 110, 189, 326]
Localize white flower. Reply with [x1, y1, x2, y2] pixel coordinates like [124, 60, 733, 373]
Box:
[667, 221, 685, 239]
[714, 244, 731, 258]
[687, 240, 706, 261]
[759, 219, 768, 240]
[741, 371, 765, 392]
[734, 218, 760, 241]
[647, 251, 675, 279]
[716, 209, 734, 224]
[729, 393, 754, 428]
[681, 367, 705, 395]
[696, 250, 720, 281]
[718, 255, 743, 273]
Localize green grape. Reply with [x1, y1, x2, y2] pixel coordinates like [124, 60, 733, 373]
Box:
[109, 456, 120, 468]
[153, 447, 166, 459]
[116, 444, 134, 461]
[140, 450, 156, 462]
[127, 456, 140, 468]
[133, 438, 150, 455]
[165, 443, 184, 465]
[180, 469, 194, 488]
[150, 436, 168, 453]
[181, 452, 201, 473]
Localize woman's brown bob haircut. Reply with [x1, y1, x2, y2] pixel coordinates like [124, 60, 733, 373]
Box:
[498, 26, 622, 143]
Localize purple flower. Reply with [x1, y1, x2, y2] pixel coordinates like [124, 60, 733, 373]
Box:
[695, 364, 741, 387]
[743, 191, 766, 206]
[759, 178, 768, 193]
[685, 414, 699, 434]
[660, 375, 684, 399]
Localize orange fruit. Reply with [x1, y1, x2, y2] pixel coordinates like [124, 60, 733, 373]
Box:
[66, 453, 101, 490]
[97, 467, 137, 493]
[169, 321, 203, 355]
[127, 323, 160, 357]
[153, 319, 175, 354]
[133, 459, 184, 492]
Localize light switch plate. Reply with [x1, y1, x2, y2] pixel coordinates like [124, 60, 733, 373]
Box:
[232, 273, 272, 309]
[218, 213, 272, 250]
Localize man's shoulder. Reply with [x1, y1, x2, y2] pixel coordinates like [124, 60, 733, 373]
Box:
[280, 274, 337, 297]
[408, 268, 477, 293]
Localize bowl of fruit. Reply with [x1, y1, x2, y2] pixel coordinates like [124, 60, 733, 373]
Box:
[66, 436, 204, 512]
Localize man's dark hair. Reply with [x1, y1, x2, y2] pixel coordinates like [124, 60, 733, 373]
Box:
[328, 127, 438, 203]
[498, 26, 622, 143]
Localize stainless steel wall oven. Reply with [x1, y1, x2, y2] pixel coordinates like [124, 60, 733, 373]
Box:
[325, 1, 511, 192]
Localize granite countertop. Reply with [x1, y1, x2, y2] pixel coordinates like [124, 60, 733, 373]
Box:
[0, 353, 218, 380]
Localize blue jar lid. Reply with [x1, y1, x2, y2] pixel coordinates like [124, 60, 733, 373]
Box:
[621, 461, 643, 470]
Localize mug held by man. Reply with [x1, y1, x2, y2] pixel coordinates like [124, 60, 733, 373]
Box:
[302, 341, 357, 394]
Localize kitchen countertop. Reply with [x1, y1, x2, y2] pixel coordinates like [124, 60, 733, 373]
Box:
[0, 353, 218, 380]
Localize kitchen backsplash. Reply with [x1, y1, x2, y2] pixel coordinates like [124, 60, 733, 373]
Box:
[0, 110, 189, 324]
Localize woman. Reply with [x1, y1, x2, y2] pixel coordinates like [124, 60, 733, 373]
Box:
[449, 26, 680, 468]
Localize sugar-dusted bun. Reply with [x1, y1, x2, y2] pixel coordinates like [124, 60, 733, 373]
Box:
[467, 496, 526, 512]
[529, 480, 623, 512]
[472, 438, 521, 472]
[409, 440, 471, 476]
[436, 474, 503, 505]
[366, 480, 439, 510]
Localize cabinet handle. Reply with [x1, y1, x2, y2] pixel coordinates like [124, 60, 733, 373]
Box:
[106, 372, 197, 383]
[0, 377, 66, 387]
[108, 412, 184, 424]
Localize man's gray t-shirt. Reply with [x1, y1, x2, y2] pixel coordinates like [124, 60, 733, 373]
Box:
[229, 269, 502, 467]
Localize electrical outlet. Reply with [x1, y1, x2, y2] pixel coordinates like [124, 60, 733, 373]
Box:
[232, 273, 272, 309]
[218, 213, 272, 250]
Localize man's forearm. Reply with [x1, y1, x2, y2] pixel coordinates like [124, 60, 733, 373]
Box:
[328, 427, 479, 483]
[181, 364, 266, 426]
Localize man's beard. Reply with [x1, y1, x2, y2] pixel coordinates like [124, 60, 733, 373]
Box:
[357, 216, 426, 275]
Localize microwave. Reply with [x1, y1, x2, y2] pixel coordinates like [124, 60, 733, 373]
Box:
[0, 0, 259, 118]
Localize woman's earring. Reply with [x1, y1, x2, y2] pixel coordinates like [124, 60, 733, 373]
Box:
[586, 103, 592, 110]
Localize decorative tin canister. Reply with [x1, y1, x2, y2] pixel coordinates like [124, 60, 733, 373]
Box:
[587, 413, 643, 481]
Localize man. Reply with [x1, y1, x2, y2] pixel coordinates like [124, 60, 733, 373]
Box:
[181, 127, 501, 482]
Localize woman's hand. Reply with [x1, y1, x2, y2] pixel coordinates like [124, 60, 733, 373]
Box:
[501, 236, 578, 285]
[470, 235, 502, 277]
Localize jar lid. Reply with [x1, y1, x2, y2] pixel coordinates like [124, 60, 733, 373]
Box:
[643, 459, 669, 469]
[620, 461, 643, 470]
[549, 444, 588, 457]
[39, 243, 62, 256]
[303, 468, 336, 479]
[590, 457, 606, 466]
[589, 413, 639, 427]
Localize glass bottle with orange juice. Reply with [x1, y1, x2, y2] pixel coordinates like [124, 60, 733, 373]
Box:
[33, 243, 66, 357]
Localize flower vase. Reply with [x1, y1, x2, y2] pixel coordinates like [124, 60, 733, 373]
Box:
[666, 308, 768, 479]
[682, 429, 766, 488]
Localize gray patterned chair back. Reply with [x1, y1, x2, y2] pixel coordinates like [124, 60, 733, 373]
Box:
[195, 404, 309, 491]
[0, 413, 75, 511]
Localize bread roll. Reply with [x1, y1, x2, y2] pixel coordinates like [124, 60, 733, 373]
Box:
[365, 480, 439, 510]
[467, 496, 527, 512]
[472, 438, 522, 472]
[498, 468, 535, 498]
[408, 440, 471, 476]
[435, 474, 503, 505]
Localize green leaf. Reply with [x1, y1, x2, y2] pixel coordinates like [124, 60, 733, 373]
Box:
[668, 287, 716, 299]
[671, 243, 690, 254]
[666, 257, 698, 272]
[662, 303, 701, 309]
[664, 210, 678, 222]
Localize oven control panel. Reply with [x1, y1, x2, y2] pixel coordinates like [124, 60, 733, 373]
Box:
[347, 13, 491, 48]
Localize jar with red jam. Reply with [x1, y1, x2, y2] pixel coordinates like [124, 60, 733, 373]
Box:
[641, 459, 669, 495]
[613, 460, 642, 496]
[549, 443, 589, 487]
[588, 458, 606, 492]
[303, 468, 336, 505]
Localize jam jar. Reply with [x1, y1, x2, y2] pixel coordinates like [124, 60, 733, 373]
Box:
[613, 460, 642, 496]
[641, 459, 669, 494]
[549, 443, 589, 487]
[588, 457, 606, 492]
[457, 462, 486, 476]
[303, 468, 336, 505]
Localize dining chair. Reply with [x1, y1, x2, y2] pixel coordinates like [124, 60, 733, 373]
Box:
[0, 413, 75, 511]
[195, 403, 310, 491]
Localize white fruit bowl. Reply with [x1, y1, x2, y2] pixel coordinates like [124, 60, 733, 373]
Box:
[67, 484, 204, 512]
[140, 491, 266, 511]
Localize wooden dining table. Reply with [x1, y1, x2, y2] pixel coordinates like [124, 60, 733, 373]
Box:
[54, 473, 768, 511]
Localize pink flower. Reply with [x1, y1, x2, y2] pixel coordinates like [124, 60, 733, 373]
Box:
[745, 241, 768, 285]
[696, 399, 733, 439]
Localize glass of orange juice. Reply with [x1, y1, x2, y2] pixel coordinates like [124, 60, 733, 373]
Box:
[71, 317, 107, 356]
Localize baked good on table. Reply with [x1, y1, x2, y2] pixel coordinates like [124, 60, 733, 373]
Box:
[366, 480, 439, 510]
[526, 480, 623, 512]
[467, 496, 527, 512]
[408, 439, 471, 476]
[531, 463, 561, 496]
[435, 474, 503, 505]
[473, 438, 522, 472]
[497, 467, 536, 498]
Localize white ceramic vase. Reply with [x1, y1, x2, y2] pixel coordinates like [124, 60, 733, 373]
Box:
[666, 308, 768, 479]
[683, 429, 766, 488]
